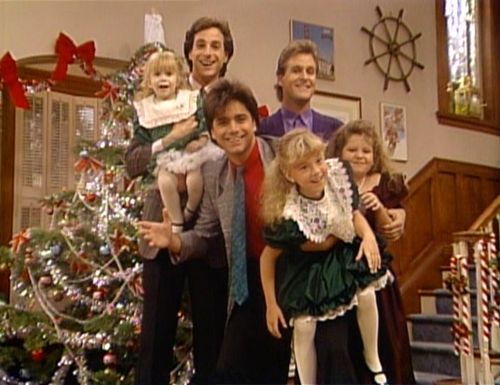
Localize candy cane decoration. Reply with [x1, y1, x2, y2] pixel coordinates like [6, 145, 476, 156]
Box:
[487, 232, 499, 328]
[459, 252, 472, 356]
[477, 239, 491, 346]
[450, 254, 462, 355]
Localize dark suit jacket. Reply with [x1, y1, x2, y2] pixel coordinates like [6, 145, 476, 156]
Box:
[178, 137, 274, 314]
[125, 137, 165, 259]
[257, 108, 343, 142]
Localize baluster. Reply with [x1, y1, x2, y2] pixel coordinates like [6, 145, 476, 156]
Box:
[474, 238, 493, 385]
[452, 238, 475, 385]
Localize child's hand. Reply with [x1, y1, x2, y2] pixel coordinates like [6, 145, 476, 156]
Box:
[185, 136, 208, 153]
[360, 191, 383, 211]
[171, 116, 197, 140]
[266, 303, 287, 339]
[355, 235, 381, 273]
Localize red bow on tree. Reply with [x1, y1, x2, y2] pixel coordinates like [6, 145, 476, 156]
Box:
[74, 155, 103, 173]
[95, 80, 119, 101]
[0, 52, 29, 109]
[52, 32, 96, 81]
[10, 229, 31, 254]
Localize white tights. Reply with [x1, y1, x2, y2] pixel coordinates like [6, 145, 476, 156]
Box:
[356, 286, 386, 383]
[157, 168, 203, 233]
[293, 317, 317, 385]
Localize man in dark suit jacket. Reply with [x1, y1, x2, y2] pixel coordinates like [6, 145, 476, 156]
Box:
[138, 79, 292, 385]
[126, 17, 234, 385]
[257, 39, 343, 141]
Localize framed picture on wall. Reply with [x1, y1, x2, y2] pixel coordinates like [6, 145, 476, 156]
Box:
[380, 102, 408, 161]
[290, 20, 335, 80]
[311, 91, 361, 123]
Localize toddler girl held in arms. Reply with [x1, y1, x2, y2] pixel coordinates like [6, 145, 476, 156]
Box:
[133, 50, 221, 233]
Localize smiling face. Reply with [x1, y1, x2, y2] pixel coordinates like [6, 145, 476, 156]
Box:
[150, 69, 178, 101]
[189, 27, 228, 86]
[286, 152, 328, 199]
[341, 134, 375, 179]
[210, 100, 256, 165]
[278, 53, 317, 110]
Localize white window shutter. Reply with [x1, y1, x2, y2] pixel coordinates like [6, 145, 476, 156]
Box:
[12, 92, 101, 233]
[13, 93, 47, 232]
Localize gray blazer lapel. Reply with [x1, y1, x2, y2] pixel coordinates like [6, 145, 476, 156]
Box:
[216, 161, 234, 263]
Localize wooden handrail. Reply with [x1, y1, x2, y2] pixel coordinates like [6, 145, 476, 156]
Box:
[468, 195, 500, 230]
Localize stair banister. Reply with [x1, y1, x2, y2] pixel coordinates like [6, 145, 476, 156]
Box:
[451, 194, 500, 385]
[451, 233, 479, 385]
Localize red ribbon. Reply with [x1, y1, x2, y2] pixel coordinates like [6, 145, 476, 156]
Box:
[74, 155, 103, 173]
[52, 33, 96, 81]
[95, 80, 119, 101]
[0, 52, 29, 109]
[10, 229, 30, 254]
[258, 105, 270, 119]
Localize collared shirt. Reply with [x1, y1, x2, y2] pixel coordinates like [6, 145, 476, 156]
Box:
[229, 141, 266, 260]
[188, 73, 203, 91]
[280, 107, 314, 133]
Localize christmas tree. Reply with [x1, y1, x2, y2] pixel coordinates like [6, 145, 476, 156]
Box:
[0, 43, 193, 385]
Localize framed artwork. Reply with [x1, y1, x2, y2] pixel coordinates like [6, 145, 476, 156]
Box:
[290, 20, 335, 80]
[380, 102, 408, 161]
[311, 91, 361, 123]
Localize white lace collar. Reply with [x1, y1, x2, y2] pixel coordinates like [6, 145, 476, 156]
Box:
[282, 158, 356, 243]
[134, 89, 199, 129]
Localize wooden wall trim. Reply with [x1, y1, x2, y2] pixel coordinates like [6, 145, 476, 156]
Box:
[391, 158, 500, 314]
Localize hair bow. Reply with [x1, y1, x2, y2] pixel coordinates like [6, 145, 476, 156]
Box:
[52, 32, 96, 81]
[258, 105, 270, 119]
[0, 52, 29, 109]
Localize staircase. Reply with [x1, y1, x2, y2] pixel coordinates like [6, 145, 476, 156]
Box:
[407, 196, 500, 385]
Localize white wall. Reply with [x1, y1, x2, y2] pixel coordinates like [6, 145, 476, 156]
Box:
[1, 0, 499, 177]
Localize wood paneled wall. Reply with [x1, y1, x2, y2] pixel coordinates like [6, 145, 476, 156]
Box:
[390, 158, 500, 314]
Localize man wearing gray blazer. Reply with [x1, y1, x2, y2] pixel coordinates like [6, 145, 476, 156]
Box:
[138, 79, 292, 384]
[127, 17, 234, 385]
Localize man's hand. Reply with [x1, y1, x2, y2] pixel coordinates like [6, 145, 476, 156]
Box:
[380, 209, 406, 241]
[138, 208, 175, 250]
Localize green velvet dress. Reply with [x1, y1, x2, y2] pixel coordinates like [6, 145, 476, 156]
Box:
[264, 159, 392, 322]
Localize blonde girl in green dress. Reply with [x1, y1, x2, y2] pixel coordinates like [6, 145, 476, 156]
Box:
[260, 128, 390, 385]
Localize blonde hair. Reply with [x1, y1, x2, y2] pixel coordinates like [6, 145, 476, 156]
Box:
[326, 119, 394, 175]
[135, 51, 188, 100]
[261, 128, 326, 226]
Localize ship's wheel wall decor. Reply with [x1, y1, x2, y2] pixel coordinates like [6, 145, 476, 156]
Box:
[361, 6, 424, 92]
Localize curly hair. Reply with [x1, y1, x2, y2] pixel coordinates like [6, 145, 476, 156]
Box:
[326, 119, 394, 175]
[261, 128, 326, 227]
[135, 50, 188, 100]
